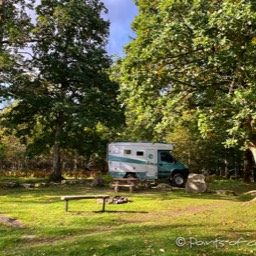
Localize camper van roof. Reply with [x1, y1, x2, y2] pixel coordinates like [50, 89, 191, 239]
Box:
[109, 142, 174, 150]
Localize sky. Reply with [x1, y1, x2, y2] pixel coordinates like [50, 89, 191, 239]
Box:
[30, 0, 138, 56]
[102, 0, 138, 56]
[1, 1, 138, 109]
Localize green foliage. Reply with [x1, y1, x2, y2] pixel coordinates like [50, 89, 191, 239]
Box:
[0, 142, 5, 160]
[0, 0, 124, 179]
[116, 0, 256, 163]
[165, 111, 243, 173]
[0, 0, 34, 98]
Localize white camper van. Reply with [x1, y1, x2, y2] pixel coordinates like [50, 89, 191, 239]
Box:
[107, 142, 189, 187]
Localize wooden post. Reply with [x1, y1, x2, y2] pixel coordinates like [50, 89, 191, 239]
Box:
[102, 198, 107, 212]
[65, 200, 69, 212]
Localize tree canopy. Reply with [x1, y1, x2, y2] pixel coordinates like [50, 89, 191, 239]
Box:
[116, 0, 256, 166]
[0, 0, 123, 180]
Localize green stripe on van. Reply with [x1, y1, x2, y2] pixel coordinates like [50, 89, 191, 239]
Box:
[108, 155, 147, 165]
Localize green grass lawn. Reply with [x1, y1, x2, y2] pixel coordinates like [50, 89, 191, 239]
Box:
[1, 179, 256, 256]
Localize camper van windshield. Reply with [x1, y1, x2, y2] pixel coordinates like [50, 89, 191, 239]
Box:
[160, 151, 175, 163]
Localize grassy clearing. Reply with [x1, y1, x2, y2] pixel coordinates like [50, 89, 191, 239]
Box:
[0, 179, 256, 256]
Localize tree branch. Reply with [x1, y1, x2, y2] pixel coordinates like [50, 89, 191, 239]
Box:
[165, 47, 205, 60]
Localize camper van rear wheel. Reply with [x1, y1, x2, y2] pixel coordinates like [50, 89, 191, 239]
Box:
[171, 173, 185, 187]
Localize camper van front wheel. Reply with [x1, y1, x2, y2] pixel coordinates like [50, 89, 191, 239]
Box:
[171, 173, 185, 187]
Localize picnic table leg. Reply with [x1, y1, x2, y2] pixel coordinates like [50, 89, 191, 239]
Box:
[65, 200, 69, 212]
[102, 198, 107, 212]
[114, 183, 119, 193]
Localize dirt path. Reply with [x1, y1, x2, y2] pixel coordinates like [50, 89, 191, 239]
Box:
[0, 214, 24, 227]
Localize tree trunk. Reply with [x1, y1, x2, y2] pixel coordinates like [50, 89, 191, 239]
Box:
[50, 115, 64, 182]
[253, 168, 256, 183]
[243, 150, 253, 183]
[224, 158, 230, 178]
[248, 145, 256, 183]
[0, 0, 4, 44]
[52, 140, 62, 181]
[74, 154, 78, 171]
[249, 145, 256, 164]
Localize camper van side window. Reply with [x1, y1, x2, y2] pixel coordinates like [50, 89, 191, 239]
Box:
[111, 147, 120, 154]
[136, 151, 144, 156]
[124, 149, 131, 155]
[160, 152, 174, 163]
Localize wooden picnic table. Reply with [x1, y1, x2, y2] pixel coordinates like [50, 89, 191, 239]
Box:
[112, 178, 139, 193]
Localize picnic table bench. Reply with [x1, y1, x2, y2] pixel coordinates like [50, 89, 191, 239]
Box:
[60, 195, 109, 212]
[112, 178, 138, 193]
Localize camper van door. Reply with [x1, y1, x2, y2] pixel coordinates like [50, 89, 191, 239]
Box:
[146, 149, 157, 178]
[158, 151, 176, 178]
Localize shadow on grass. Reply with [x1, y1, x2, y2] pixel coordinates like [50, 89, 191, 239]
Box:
[1, 218, 255, 256]
[142, 189, 254, 202]
[2, 183, 255, 206]
[68, 210, 149, 214]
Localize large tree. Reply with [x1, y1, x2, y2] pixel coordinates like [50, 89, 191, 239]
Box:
[1, 0, 122, 181]
[117, 0, 256, 178]
[0, 0, 33, 96]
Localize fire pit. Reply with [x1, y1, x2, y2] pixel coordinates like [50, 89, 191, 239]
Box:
[107, 196, 130, 204]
